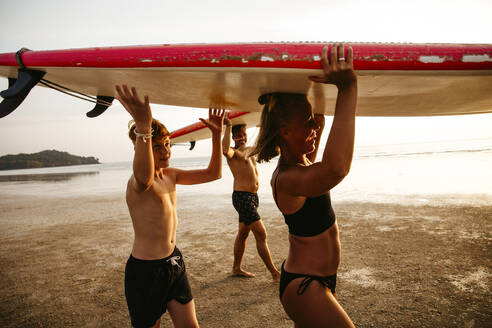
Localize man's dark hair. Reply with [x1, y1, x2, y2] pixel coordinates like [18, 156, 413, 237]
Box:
[231, 124, 246, 135]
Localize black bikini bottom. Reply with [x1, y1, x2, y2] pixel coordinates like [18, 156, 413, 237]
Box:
[279, 261, 337, 299]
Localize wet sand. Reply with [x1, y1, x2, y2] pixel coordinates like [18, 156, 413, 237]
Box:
[0, 193, 490, 327]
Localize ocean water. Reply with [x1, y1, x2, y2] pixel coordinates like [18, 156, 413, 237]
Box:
[0, 139, 491, 206]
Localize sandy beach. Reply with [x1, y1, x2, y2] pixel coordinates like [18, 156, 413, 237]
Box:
[0, 191, 490, 328]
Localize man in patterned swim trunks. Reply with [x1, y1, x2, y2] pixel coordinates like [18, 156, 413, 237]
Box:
[223, 116, 280, 281]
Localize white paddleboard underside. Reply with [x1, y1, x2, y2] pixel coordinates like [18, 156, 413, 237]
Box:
[1, 66, 491, 116]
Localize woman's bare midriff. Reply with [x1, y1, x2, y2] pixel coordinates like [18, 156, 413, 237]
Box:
[284, 222, 341, 276]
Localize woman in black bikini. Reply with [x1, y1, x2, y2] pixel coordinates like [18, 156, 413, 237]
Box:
[250, 44, 357, 327]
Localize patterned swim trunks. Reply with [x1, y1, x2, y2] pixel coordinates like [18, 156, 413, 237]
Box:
[232, 191, 261, 226]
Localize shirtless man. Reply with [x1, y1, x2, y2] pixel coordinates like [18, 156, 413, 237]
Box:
[222, 117, 280, 281]
[116, 85, 224, 328]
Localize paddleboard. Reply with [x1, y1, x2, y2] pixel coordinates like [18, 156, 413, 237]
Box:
[1, 42, 491, 119]
[170, 110, 259, 144]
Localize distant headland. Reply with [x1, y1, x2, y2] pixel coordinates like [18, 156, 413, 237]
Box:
[0, 150, 100, 170]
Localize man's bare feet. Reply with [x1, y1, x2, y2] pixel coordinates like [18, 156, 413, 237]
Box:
[271, 269, 281, 282]
[231, 268, 255, 278]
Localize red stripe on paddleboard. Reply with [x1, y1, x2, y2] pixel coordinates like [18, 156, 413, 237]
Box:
[170, 111, 250, 140]
[1, 43, 491, 71]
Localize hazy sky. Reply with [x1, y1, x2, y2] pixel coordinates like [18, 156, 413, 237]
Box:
[0, 0, 491, 162]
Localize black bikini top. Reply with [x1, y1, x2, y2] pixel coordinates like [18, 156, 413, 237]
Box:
[273, 167, 336, 237]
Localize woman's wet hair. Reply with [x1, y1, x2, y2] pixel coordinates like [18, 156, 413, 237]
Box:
[249, 93, 310, 162]
[128, 118, 170, 144]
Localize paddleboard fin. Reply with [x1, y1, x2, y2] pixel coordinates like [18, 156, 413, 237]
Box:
[0, 68, 46, 118]
[189, 141, 196, 150]
[8, 78, 17, 88]
[86, 95, 114, 118]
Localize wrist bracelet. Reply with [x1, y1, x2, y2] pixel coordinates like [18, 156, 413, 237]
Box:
[134, 129, 153, 143]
